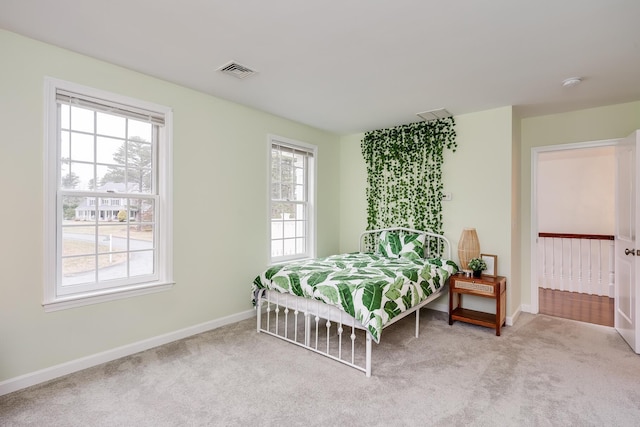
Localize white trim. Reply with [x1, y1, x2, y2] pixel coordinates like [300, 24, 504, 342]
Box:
[530, 138, 619, 313]
[45, 77, 172, 118]
[42, 77, 174, 308]
[267, 134, 317, 263]
[506, 305, 521, 326]
[0, 309, 255, 396]
[43, 282, 174, 312]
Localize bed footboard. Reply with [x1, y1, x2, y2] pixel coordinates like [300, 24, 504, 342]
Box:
[255, 286, 446, 377]
[256, 289, 373, 376]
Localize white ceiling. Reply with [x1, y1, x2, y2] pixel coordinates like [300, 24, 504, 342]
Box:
[1, 0, 639, 134]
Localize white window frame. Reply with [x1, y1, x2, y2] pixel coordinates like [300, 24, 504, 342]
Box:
[268, 135, 317, 263]
[43, 77, 174, 311]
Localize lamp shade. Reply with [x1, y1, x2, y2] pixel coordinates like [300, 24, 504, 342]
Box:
[457, 228, 480, 271]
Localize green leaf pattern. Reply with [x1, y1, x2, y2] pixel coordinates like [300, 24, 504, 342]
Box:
[252, 253, 457, 342]
[378, 231, 426, 259]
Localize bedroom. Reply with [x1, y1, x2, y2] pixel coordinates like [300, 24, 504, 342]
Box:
[1, 0, 640, 415]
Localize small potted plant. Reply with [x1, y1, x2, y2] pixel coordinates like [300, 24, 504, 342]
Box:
[468, 257, 487, 278]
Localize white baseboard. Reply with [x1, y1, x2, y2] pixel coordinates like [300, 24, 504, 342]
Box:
[0, 309, 255, 397]
[427, 298, 449, 314]
[521, 304, 534, 314]
[506, 305, 522, 326]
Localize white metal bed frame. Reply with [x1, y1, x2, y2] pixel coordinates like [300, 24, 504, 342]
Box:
[255, 227, 452, 377]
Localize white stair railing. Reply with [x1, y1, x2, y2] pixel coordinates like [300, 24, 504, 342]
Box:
[538, 233, 614, 298]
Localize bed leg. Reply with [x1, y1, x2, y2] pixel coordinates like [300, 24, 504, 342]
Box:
[256, 292, 262, 333]
[365, 334, 372, 377]
[415, 308, 420, 338]
[304, 312, 311, 346]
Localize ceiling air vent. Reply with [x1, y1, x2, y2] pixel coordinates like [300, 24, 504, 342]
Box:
[416, 108, 452, 122]
[217, 61, 257, 79]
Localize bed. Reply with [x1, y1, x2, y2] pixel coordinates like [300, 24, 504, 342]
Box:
[252, 227, 458, 376]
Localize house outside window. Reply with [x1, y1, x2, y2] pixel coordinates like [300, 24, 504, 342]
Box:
[43, 77, 174, 310]
[269, 135, 316, 263]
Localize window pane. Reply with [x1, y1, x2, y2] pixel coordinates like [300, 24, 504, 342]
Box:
[97, 136, 125, 165]
[296, 238, 305, 253]
[271, 183, 280, 199]
[62, 255, 96, 286]
[62, 195, 85, 220]
[62, 227, 96, 257]
[97, 165, 125, 190]
[130, 251, 154, 277]
[68, 162, 94, 190]
[293, 152, 305, 165]
[70, 106, 94, 133]
[130, 224, 154, 250]
[271, 220, 283, 239]
[272, 202, 295, 219]
[60, 104, 70, 130]
[283, 238, 295, 255]
[97, 112, 125, 138]
[127, 140, 153, 193]
[137, 199, 155, 223]
[294, 184, 304, 201]
[60, 131, 70, 159]
[128, 167, 152, 193]
[97, 254, 127, 282]
[296, 220, 305, 236]
[128, 139, 152, 161]
[61, 170, 82, 191]
[70, 132, 94, 163]
[128, 119, 152, 142]
[271, 240, 283, 257]
[97, 225, 127, 253]
[283, 221, 295, 238]
[73, 196, 97, 221]
[93, 197, 121, 221]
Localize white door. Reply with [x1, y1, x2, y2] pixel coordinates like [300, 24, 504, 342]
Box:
[615, 130, 640, 353]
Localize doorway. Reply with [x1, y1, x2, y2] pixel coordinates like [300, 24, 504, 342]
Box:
[532, 140, 618, 326]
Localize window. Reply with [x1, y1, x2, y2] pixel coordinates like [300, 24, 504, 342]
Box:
[269, 135, 316, 263]
[43, 78, 173, 310]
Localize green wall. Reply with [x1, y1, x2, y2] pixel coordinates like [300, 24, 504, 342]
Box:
[2, 26, 640, 388]
[0, 29, 341, 383]
[339, 107, 516, 314]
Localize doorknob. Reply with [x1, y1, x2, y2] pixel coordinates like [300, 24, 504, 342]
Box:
[625, 248, 636, 256]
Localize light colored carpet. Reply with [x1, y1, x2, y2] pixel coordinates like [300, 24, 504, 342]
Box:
[1, 310, 640, 426]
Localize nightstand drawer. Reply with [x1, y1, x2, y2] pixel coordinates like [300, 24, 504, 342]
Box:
[451, 280, 495, 296]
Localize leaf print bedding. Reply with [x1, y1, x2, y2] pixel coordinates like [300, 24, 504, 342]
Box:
[252, 253, 458, 343]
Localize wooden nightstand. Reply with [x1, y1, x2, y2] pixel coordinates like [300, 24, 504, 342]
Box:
[449, 274, 507, 336]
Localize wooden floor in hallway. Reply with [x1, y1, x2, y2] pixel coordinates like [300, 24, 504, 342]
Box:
[539, 288, 614, 327]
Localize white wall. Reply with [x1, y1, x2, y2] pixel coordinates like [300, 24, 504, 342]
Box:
[537, 147, 615, 235]
[0, 29, 341, 384]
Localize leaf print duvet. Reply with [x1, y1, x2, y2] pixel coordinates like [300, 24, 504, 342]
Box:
[252, 253, 458, 342]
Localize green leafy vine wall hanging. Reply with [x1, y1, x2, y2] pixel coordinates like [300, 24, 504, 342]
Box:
[361, 118, 456, 252]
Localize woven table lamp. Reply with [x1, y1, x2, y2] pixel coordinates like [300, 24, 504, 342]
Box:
[457, 228, 480, 271]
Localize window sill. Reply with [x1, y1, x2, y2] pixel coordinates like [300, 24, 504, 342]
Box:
[43, 281, 175, 312]
[270, 256, 314, 266]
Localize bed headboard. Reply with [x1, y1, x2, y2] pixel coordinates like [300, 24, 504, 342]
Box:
[358, 227, 452, 259]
